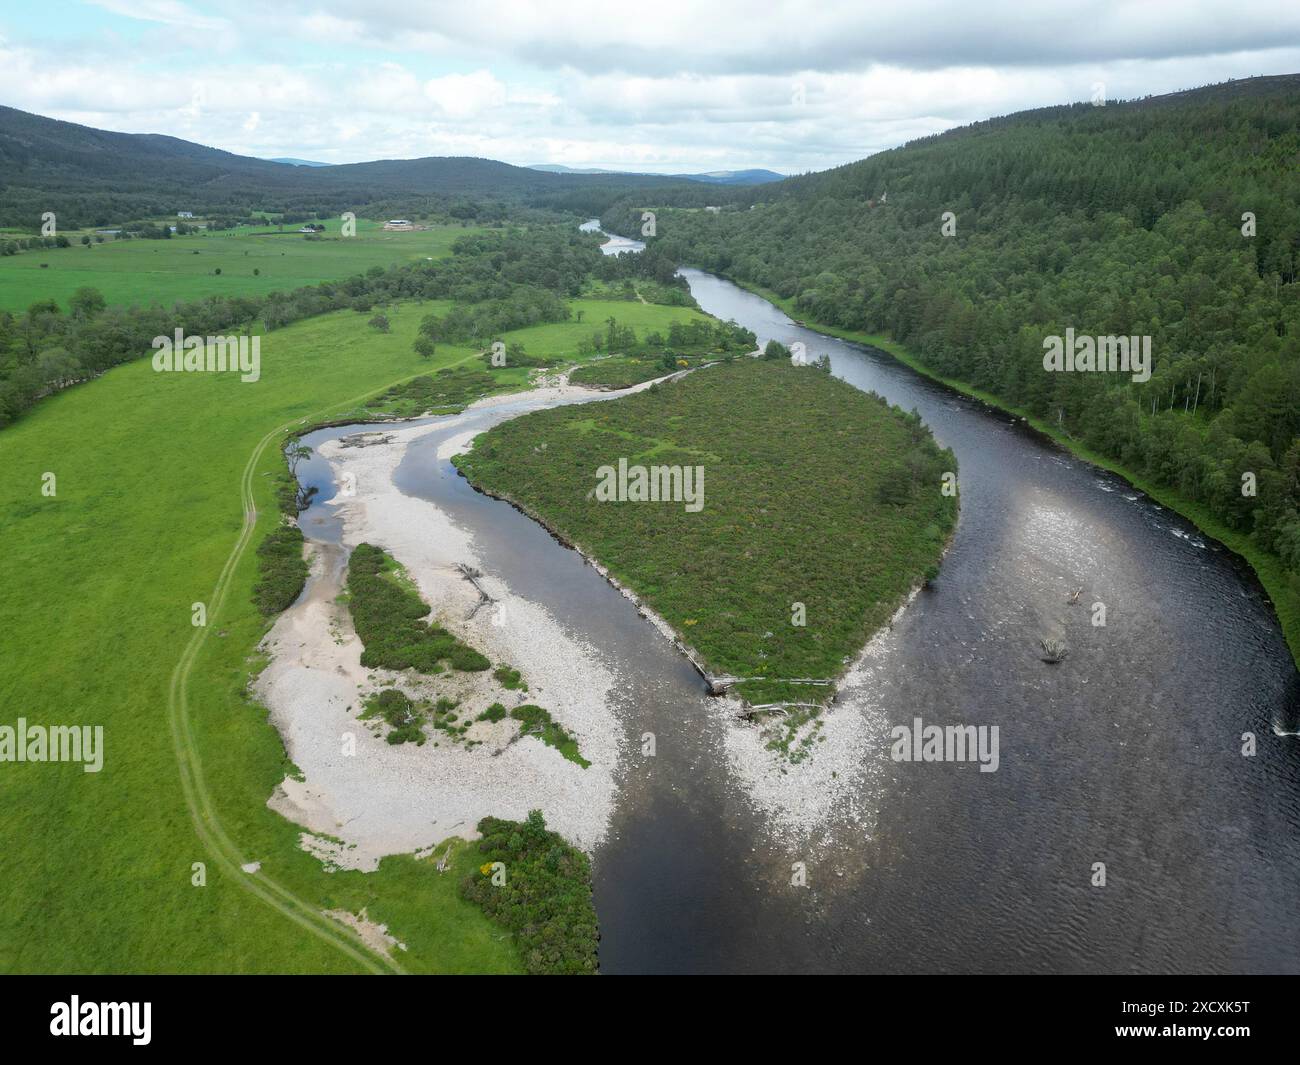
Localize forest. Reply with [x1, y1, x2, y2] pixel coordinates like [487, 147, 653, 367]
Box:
[602, 76, 1300, 647]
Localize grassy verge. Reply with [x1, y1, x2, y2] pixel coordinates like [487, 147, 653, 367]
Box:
[453, 358, 958, 713]
[366, 366, 530, 416]
[0, 302, 523, 972]
[724, 274, 1300, 669]
[253, 524, 309, 616]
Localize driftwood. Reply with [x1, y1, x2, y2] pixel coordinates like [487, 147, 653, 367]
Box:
[707, 675, 834, 695]
[455, 562, 495, 619]
[337, 431, 394, 449]
[738, 701, 828, 721]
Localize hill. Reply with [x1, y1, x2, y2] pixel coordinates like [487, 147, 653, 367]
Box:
[530, 164, 785, 184]
[267, 157, 332, 167]
[0, 106, 686, 229]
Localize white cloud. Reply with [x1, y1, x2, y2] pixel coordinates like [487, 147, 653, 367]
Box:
[3, 4, 1299, 172]
[423, 70, 508, 119]
[88, 0, 229, 32]
[226, 0, 1300, 75]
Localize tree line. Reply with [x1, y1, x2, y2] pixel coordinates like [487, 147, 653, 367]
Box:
[0, 226, 631, 427]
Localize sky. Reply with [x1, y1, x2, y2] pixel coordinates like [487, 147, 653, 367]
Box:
[1, 1, 1298, 175]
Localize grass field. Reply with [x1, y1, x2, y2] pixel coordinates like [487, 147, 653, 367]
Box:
[454, 358, 959, 721]
[486, 299, 713, 359]
[0, 292, 705, 973]
[0, 218, 483, 312]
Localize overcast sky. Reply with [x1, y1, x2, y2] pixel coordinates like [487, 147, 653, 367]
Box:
[2, 1, 1299, 174]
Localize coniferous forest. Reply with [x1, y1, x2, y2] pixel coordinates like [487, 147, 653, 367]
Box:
[602, 76, 1300, 654]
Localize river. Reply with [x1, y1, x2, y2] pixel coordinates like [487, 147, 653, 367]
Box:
[292, 238, 1300, 973]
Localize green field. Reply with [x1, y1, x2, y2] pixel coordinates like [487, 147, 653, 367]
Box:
[0, 218, 482, 312]
[0, 292, 703, 972]
[486, 299, 712, 357]
[454, 358, 959, 728]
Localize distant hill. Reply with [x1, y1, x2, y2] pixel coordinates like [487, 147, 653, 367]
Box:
[0, 106, 698, 228]
[681, 169, 786, 185]
[530, 163, 784, 185]
[267, 157, 332, 167]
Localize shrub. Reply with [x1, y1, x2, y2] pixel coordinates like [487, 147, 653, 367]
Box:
[493, 665, 524, 690]
[346, 543, 491, 674]
[510, 705, 589, 767]
[366, 688, 425, 745]
[460, 811, 598, 975]
[252, 523, 308, 616]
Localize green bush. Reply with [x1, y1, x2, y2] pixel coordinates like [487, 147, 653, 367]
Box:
[346, 543, 491, 674]
[364, 688, 426, 745]
[493, 665, 525, 690]
[460, 811, 598, 975]
[252, 523, 308, 616]
[510, 705, 589, 767]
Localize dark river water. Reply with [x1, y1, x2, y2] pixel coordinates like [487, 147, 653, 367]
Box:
[294, 250, 1300, 974]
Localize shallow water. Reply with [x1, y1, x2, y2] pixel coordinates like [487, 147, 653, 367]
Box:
[294, 261, 1300, 974]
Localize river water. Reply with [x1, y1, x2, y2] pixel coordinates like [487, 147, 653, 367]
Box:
[293, 241, 1300, 973]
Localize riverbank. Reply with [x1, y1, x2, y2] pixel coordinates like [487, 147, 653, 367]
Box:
[716, 272, 1300, 671]
[256, 384, 628, 867]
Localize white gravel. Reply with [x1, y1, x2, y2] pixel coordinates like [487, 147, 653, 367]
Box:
[255, 401, 623, 869]
[707, 590, 922, 847]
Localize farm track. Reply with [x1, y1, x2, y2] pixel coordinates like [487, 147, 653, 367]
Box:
[165, 357, 478, 975]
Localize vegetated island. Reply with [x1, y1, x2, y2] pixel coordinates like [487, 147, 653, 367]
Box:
[453, 350, 958, 760]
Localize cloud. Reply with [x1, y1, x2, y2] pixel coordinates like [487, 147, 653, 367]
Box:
[2, 3, 1298, 172]
[423, 70, 508, 119]
[88, 0, 229, 33]
[228, 0, 1300, 76]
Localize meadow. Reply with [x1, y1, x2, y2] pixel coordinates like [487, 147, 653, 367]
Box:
[485, 298, 714, 358]
[0, 285, 705, 972]
[0, 218, 481, 311]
